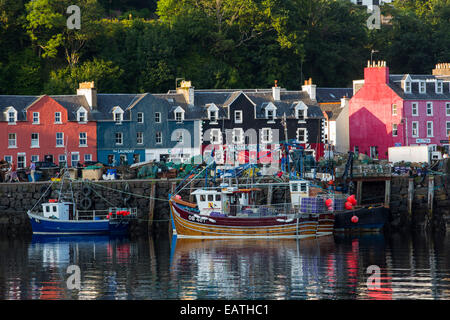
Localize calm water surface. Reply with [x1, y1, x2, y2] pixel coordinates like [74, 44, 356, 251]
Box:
[0, 231, 449, 300]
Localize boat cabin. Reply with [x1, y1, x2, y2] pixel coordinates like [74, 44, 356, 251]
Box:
[42, 202, 71, 220]
[192, 186, 260, 216]
[289, 179, 309, 207]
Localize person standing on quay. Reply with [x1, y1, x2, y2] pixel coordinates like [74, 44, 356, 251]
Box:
[30, 161, 36, 182]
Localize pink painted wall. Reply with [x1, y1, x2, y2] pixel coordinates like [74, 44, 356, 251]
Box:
[349, 66, 405, 159]
[402, 100, 450, 146]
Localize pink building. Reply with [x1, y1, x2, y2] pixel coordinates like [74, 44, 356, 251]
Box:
[349, 61, 450, 159]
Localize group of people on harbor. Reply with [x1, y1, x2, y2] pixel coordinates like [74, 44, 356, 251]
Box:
[2, 161, 36, 183]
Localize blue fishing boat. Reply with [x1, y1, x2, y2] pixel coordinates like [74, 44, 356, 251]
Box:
[26, 151, 137, 235]
[27, 203, 136, 235]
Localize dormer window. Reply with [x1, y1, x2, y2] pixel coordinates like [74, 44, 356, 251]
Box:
[173, 106, 185, 123]
[264, 103, 277, 122]
[405, 81, 411, 93]
[402, 75, 412, 94]
[77, 107, 88, 123]
[436, 80, 443, 94]
[6, 107, 17, 124]
[294, 102, 308, 122]
[419, 81, 426, 94]
[112, 107, 124, 124]
[207, 104, 219, 123]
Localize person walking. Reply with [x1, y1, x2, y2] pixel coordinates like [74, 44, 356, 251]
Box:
[7, 161, 19, 183]
[30, 161, 36, 182]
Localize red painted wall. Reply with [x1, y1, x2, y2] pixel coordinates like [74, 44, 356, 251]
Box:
[1, 95, 97, 167]
[349, 67, 404, 159]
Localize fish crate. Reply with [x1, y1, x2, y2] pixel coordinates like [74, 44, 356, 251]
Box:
[300, 197, 325, 214]
[68, 168, 78, 180]
[82, 168, 103, 181]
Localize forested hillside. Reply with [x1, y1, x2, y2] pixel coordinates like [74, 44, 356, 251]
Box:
[0, 0, 448, 94]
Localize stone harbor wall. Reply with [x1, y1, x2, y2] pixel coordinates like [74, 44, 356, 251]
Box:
[0, 175, 449, 236]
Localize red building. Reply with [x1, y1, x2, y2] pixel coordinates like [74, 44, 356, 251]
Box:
[349, 61, 450, 159]
[0, 94, 97, 168]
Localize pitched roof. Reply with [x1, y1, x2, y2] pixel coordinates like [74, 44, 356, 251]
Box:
[316, 88, 352, 103]
[0, 95, 41, 121]
[388, 75, 450, 100]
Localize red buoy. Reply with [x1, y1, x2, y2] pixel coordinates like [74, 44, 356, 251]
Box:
[345, 201, 353, 210]
[351, 215, 359, 223]
[325, 199, 333, 207]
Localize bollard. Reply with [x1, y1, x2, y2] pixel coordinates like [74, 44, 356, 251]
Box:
[384, 179, 391, 208]
[427, 175, 434, 220]
[408, 178, 414, 216]
[356, 180, 363, 204]
[148, 183, 156, 234]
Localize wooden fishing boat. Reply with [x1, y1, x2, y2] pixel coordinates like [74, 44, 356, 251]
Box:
[169, 178, 338, 239]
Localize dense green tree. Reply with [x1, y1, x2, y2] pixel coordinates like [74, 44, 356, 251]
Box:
[0, 0, 448, 95]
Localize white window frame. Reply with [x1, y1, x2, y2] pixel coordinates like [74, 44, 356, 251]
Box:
[137, 132, 144, 144]
[79, 132, 87, 147]
[77, 107, 88, 123]
[32, 112, 40, 124]
[446, 121, 450, 137]
[54, 112, 62, 124]
[207, 104, 219, 123]
[4, 155, 12, 164]
[261, 128, 272, 144]
[174, 106, 185, 123]
[71, 152, 80, 167]
[31, 155, 39, 163]
[8, 133, 17, 148]
[427, 121, 433, 137]
[115, 132, 123, 145]
[419, 81, 426, 94]
[137, 112, 144, 123]
[155, 112, 161, 123]
[232, 128, 244, 144]
[404, 80, 411, 93]
[446, 103, 450, 116]
[56, 132, 64, 147]
[392, 123, 398, 137]
[296, 128, 307, 143]
[58, 154, 66, 165]
[31, 133, 39, 148]
[436, 80, 443, 94]
[113, 110, 123, 123]
[155, 132, 162, 144]
[210, 129, 222, 144]
[234, 110, 243, 124]
[17, 153, 26, 169]
[426, 102, 433, 116]
[411, 102, 418, 116]
[84, 154, 92, 162]
[412, 121, 419, 137]
[176, 131, 183, 143]
[6, 107, 17, 124]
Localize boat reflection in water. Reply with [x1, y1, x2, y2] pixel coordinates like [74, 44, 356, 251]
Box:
[169, 235, 337, 299]
[27, 234, 134, 300]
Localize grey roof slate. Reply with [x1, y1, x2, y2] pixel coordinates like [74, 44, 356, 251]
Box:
[388, 74, 450, 100]
[316, 88, 353, 103]
[0, 95, 41, 121]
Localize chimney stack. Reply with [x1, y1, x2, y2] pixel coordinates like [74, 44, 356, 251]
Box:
[177, 80, 195, 105]
[272, 80, 280, 101]
[302, 77, 316, 101]
[77, 81, 97, 109]
[432, 63, 450, 76]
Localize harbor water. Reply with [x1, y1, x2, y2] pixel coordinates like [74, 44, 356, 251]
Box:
[0, 229, 449, 300]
